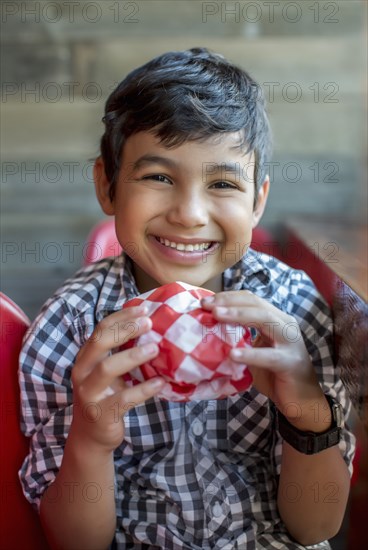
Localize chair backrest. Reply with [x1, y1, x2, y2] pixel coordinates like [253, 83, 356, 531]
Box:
[0, 292, 49, 549]
[84, 219, 282, 265]
[83, 219, 122, 264]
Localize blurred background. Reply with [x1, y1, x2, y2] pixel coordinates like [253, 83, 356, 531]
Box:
[0, 2, 367, 548]
[1, 0, 366, 318]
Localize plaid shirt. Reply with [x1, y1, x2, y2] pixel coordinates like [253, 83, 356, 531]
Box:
[19, 249, 355, 549]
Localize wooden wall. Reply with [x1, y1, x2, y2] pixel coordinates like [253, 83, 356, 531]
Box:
[1, 0, 367, 318]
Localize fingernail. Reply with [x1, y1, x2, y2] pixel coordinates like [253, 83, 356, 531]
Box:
[202, 296, 215, 304]
[137, 316, 151, 329]
[216, 306, 228, 315]
[231, 349, 242, 358]
[141, 343, 157, 355]
[149, 377, 165, 388]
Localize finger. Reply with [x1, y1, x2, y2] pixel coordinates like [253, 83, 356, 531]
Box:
[77, 305, 148, 358]
[230, 346, 300, 373]
[201, 296, 298, 340]
[75, 316, 151, 383]
[82, 342, 160, 397]
[201, 290, 254, 309]
[119, 377, 167, 413]
[212, 305, 295, 343]
[75, 311, 153, 378]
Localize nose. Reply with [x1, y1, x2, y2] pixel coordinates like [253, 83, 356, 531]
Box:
[166, 189, 209, 228]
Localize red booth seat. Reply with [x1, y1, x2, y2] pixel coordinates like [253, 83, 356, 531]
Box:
[0, 292, 49, 549]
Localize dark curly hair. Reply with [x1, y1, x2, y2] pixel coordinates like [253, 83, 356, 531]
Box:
[100, 47, 272, 205]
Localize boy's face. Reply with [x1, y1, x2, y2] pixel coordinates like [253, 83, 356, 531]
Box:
[95, 131, 269, 293]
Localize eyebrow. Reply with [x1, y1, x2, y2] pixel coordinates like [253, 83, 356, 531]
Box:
[131, 155, 177, 171]
[207, 162, 242, 174]
[131, 155, 247, 176]
[203, 161, 254, 183]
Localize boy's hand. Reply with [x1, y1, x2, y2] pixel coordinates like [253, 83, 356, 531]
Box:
[70, 306, 165, 454]
[201, 291, 329, 428]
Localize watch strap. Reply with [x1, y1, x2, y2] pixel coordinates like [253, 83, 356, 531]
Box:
[276, 396, 342, 455]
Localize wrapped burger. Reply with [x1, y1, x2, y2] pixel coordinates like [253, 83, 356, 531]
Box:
[121, 282, 252, 401]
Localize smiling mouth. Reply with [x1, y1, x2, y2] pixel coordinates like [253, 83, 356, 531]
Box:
[154, 236, 215, 252]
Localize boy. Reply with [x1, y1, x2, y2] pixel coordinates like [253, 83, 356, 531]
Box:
[19, 48, 355, 549]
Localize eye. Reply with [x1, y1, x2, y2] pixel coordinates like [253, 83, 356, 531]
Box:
[210, 181, 238, 190]
[142, 174, 172, 184]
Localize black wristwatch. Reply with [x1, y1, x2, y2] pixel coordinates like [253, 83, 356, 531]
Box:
[276, 395, 343, 455]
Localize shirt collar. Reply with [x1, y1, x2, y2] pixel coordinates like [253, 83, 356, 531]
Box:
[96, 253, 139, 322]
[96, 247, 272, 321]
[224, 247, 272, 291]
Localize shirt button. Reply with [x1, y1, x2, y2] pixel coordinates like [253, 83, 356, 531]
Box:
[212, 502, 223, 518]
[192, 420, 203, 436]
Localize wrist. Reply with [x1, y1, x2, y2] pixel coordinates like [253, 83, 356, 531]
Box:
[277, 394, 332, 433]
[275, 395, 343, 455]
[67, 424, 115, 464]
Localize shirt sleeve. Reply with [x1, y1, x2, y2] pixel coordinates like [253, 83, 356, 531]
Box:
[272, 268, 356, 477]
[18, 296, 87, 511]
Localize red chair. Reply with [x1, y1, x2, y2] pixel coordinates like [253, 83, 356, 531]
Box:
[0, 292, 49, 549]
[83, 219, 122, 264]
[250, 225, 283, 259]
[84, 219, 282, 265]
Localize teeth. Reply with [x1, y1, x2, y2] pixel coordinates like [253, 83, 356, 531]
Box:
[158, 237, 211, 252]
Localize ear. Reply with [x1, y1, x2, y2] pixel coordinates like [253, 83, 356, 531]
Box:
[93, 157, 115, 215]
[252, 176, 270, 228]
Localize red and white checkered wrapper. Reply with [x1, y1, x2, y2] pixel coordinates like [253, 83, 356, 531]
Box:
[121, 282, 252, 401]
